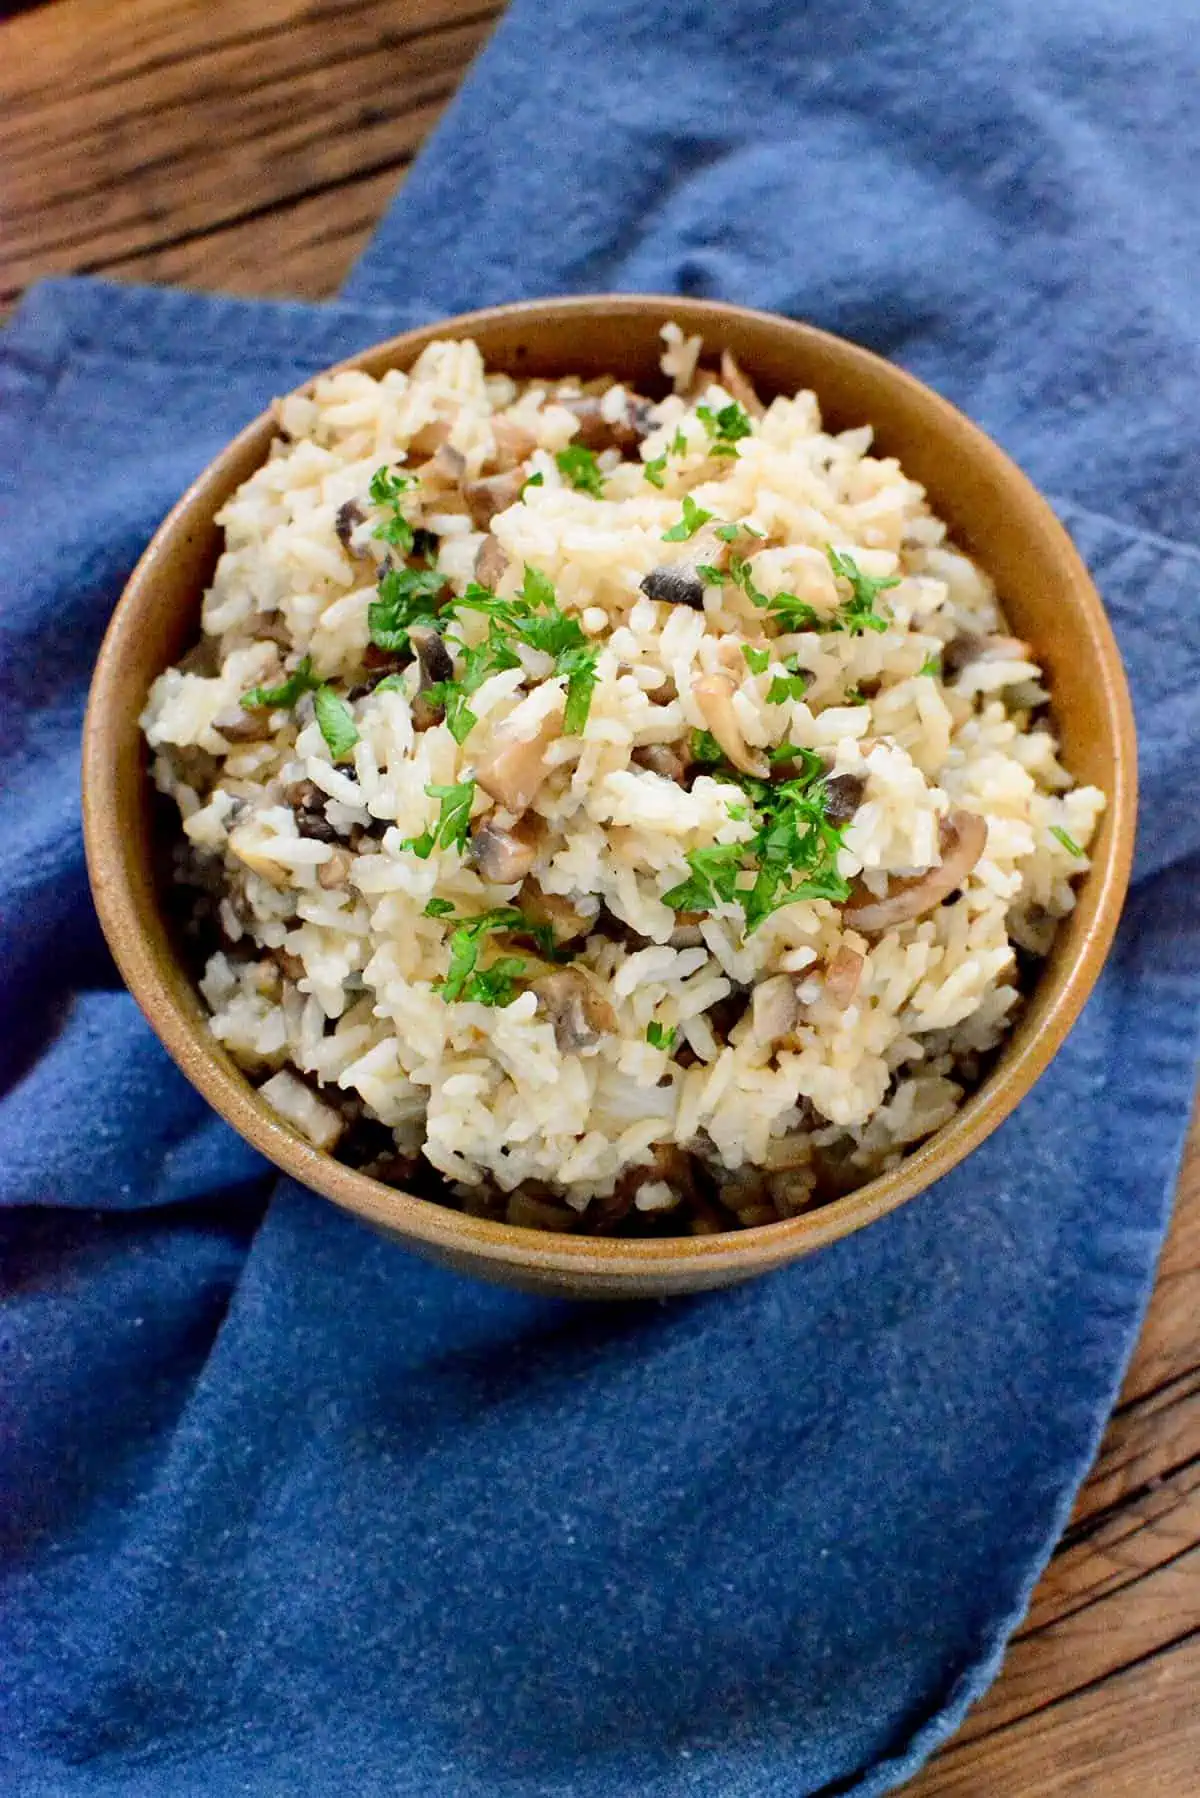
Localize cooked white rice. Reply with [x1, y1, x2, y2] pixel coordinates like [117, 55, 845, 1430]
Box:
[142, 327, 1104, 1233]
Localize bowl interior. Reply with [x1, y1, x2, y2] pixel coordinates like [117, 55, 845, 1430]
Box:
[82, 295, 1136, 1297]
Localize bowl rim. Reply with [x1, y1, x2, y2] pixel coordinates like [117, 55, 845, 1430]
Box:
[82, 292, 1138, 1282]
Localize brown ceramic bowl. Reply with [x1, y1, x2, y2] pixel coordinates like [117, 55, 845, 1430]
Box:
[82, 295, 1136, 1299]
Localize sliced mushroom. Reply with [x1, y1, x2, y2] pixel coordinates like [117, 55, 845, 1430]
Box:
[719, 349, 765, 419]
[474, 533, 509, 588]
[640, 566, 706, 608]
[693, 670, 768, 777]
[613, 1144, 697, 1215]
[505, 1189, 579, 1232]
[213, 705, 274, 745]
[531, 967, 617, 1053]
[767, 1165, 818, 1217]
[631, 741, 691, 783]
[417, 442, 467, 499]
[843, 808, 988, 933]
[751, 973, 799, 1045]
[464, 467, 527, 529]
[258, 1069, 344, 1151]
[334, 499, 365, 551]
[941, 632, 1034, 681]
[823, 944, 864, 1008]
[407, 414, 455, 458]
[518, 878, 593, 945]
[489, 415, 540, 468]
[823, 772, 867, 826]
[407, 625, 455, 731]
[470, 815, 541, 885]
[317, 846, 355, 890]
[559, 390, 656, 451]
[475, 709, 563, 814]
[669, 909, 706, 948]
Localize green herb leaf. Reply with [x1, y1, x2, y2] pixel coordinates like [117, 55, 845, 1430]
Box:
[918, 651, 942, 678]
[826, 546, 899, 635]
[663, 842, 746, 913]
[742, 644, 771, 675]
[423, 896, 455, 917]
[240, 656, 321, 711]
[519, 564, 558, 612]
[696, 401, 753, 457]
[556, 445, 606, 497]
[438, 905, 527, 1002]
[670, 427, 689, 456]
[695, 563, 725, 586]
[404, 780, 475, 860]
[368, 565, 447, 652]
[522, 470, 545, 495]
[691, 729, 726, 765]
[768, 590, 821, 631]
[646, 1021, 678, 1051]
[1051, 825, 1085, 857]
[368, 464, 419, 552]
[662, 495, 713, 542]
[643, 454, 668, 489]
[463, 956, 530, 1006]
[714, 520, 764, 543]
[842, 683, 869, 706]
[560, 643, 600, 735]
[766, 670, 811, 705]
[313, 686, 359, 761]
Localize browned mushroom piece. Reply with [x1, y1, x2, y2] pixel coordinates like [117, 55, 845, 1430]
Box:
[518, 878, 593, 945]
[213, 705, 275, 745]
[631, 741, 691, 783]
[317, 847, 355, 890]
[558, 390, 656, 451]
[612, 1143, 697, 1216]
[822, 772, 867, 825]
[823, 944, 865, 1008]
[505, 1189, 580, 1232]
[474, 533, 509, 588]
[719, 349, 766, 419]
[941, 632, 1034, 681]
[417, 442, 467, 500]
[334, 499, 366, 551]
[489, 415, 540, 468]
[407, 625, 455, 731]
[767, 1165, 818, 1217]
[842, 808, 988, 933]
[464, 467, 528, 529]
[531, 967, 617, 1053]
[288, 780, 342, 844]
[668, 910, 706, 948]
[640, 566, 706, 608]
[475, 710, 563, 814]
[406, 414, 455, 458]
[751, 973, 799, 1045]
[470, 815, 541, 885]
[693, 671, 768, 777]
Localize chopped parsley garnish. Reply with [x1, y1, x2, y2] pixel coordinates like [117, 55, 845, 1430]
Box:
[423, 896, 455, 917]
[1051, 825, 1085, 857]
[918, 650, 942, 678]
[696, 401, 753, 457]
[842, 683, 869, 705]
[431, 904, 556, 1006]
[556, 445, 605, 497]
[560, 643, 601, 735]
[695, 563, 725, 586]
[662, 760, 852, 931]
[368, 565, 447, 653]
[766, 590, 821, 631]
[368, 465, 418, 553]
[646, 1021, 678, 1051]
[766, 662, 811, 705]
[691, 729, 726, 765]
[313, 687, 358, 761]
[768, 744, 825, 778]
[522, 470, 545, 494]
[826, 546, 898, 634]
[662, 495, 713, 541]
[743, 644, 771, 675]
[643, 454, 668, 489]
[714, 520, 765, 543]
[403, 779, 476, 860]
[240, 656, 321, 711]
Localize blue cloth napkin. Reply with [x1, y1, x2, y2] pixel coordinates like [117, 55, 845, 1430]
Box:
[3, 3, 1199, 1794]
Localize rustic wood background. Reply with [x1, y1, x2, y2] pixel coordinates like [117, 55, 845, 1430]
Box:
[3, 1, 1197, 1790]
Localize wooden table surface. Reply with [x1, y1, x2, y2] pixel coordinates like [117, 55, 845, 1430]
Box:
[4, 1, 1198, 1789]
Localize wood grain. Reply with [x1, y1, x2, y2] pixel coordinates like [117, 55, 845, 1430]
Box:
[3, 1, 1198, 1789]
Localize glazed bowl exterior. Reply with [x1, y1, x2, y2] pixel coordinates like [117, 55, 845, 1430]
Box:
[82, 296, 1137, 1298]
